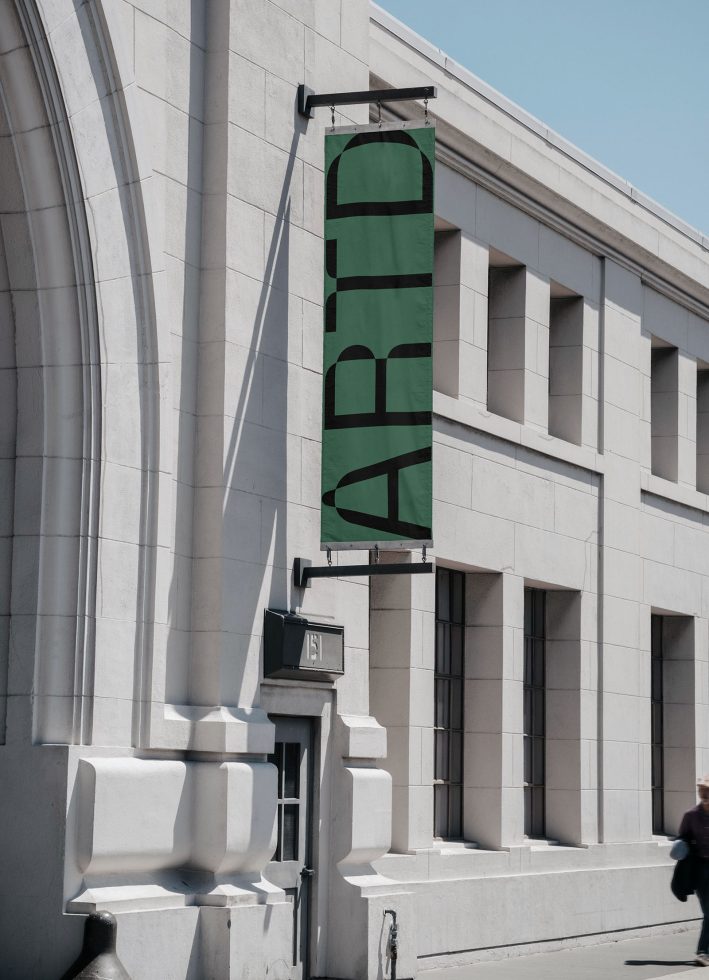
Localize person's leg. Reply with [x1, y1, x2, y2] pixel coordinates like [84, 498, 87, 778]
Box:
[696, 861, 709, 955]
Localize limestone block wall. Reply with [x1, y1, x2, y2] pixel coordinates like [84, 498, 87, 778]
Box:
[370, 215, 709, 969]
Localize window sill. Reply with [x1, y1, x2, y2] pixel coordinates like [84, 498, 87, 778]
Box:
[641, 469, 709, 514]
[431, 839, 481, 854]
[431, 839, 581, 856]
[433, 391, 604, 476]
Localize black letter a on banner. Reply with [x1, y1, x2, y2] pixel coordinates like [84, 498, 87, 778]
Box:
[322, 447, 431, 539]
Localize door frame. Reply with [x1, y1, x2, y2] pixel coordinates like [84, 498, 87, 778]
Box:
[261, 683, 334, 979]
[267, 714, 314, 978]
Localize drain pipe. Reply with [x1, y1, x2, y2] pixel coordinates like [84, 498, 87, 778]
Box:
[384, 909, 398, 980]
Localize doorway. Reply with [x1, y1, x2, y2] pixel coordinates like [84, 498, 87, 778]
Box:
[266, 716, 314, 980]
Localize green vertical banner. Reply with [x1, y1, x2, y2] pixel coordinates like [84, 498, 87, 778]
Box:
[320, 124, 435, 549]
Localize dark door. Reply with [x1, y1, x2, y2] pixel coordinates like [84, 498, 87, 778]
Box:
[266, 716, 314, 980]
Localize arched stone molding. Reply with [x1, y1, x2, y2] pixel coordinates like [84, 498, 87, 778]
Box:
[0, 0, 168, 748]
[44, 0, 166, 748]
[0, 0, 102, 745]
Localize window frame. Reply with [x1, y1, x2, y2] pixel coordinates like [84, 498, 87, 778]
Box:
[524, 588, 546, 839]
[434, 567, 465, 840]
[651, 613, 665, 835]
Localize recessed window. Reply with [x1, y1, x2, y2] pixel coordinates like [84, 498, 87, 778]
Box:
[434, 567, 464, 839]
[650, 614, 664, 835]
[649, 613, 695, 836]
[433, 226, 461, 398]
[524, 588, 546, 838]
[487, 250, 525, 423]
[697, 363, 709, 492]
[548, 282, 584, 445]
[651, 339, 679, 482]
[268, 740, 302, 862]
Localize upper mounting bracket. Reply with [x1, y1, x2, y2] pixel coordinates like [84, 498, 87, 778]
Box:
[297, 84, 437, 119]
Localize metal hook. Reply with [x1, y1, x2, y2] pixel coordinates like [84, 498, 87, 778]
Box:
[327, 547, 332, 567]
[374, 544, 380, 565]
[377, 99, 382, 129]
[330, 104, 335, 129]
[422, 544, 427, 563]
[424, 97, 430, 126]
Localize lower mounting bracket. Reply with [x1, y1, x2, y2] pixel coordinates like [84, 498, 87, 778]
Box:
[294, 556, 434, 589]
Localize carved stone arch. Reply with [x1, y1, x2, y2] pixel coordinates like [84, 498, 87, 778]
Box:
[0, 0, 101, 746]
[0, 0, 163, 747]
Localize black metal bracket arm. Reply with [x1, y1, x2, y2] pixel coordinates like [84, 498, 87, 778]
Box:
[294, 556, 434, 588]
[298, 84, 437, 119]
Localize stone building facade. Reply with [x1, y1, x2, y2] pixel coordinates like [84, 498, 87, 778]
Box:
[1, 1, 708, 977]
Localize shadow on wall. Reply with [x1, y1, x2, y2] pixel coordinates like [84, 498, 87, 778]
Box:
[220, 173, 297, 704]
[165, 0, 304, 710]
[166, 0, 209, 706]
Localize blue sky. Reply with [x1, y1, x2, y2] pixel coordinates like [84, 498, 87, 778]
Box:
[376, 0, 709, 235]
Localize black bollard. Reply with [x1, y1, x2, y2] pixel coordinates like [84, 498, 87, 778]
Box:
[59, 910, 131, 980]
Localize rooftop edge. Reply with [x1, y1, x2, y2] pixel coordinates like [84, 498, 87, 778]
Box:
[371, 2, 709, 251]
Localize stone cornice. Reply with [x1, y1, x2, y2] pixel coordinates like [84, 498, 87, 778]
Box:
[370, 5, 709, 321]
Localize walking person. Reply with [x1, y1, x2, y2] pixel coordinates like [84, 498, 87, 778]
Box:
[678, 776, 709, 966]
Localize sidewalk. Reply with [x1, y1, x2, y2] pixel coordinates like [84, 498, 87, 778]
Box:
[422, 927, 702, 979]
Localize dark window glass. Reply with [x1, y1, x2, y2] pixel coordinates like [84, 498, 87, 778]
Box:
[450, 679, 463, 730]
[524, 588, 546, 838]
[533, 736, 545, 778]
[270, 740, 302, 862]
[434, 567, 465, 839]
[282, 805, 298, 861]
[533, 640, 545, 686]
[437, 569, 450, 621]
[437, 624, 451, 674]
[450, 732, 463, 784]
[651, 711, 663, 745]
[436, 678, 450, 728]
[284, 743, 300, 799]
[651, 614, 664, 834]
[436, 623, 446, 669]
[434, 784, 448, 838]
[451, 573, 464, 624]
[451, 625, 464, 676]
[448, 785, 462, 838]
[533, 689, 545, 736]
[435, 729, 449, 781]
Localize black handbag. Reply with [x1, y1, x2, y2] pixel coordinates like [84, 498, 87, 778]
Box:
[672, 853, 696, 902]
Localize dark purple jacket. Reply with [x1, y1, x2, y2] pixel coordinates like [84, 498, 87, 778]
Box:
[672, 803, 709, 903]
[679, 804, 709, 859]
